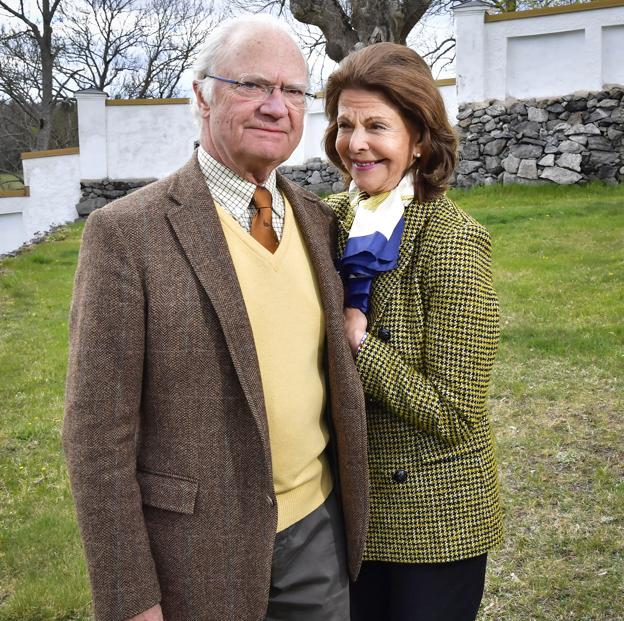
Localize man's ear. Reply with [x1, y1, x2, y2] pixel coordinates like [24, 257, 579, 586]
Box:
[193, 81, 210, 117]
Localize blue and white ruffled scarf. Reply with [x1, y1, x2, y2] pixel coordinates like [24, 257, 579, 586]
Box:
[340, 174, 414, 313]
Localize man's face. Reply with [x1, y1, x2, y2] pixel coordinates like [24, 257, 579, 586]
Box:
[195, 29, 308, 183]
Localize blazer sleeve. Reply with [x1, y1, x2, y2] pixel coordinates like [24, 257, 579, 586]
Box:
[355, 221, 499, 446]
[63, 209, 161, 621]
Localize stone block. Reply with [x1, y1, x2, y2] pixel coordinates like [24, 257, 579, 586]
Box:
[528, 107, 548, 123]
[510, 144, 543, 159]
[607, 127, 624, 141]
[589, 151, 619, 166]
[565, 99, 587, 112]
[462, 143, 480, 160]
[564, 123, 601, 136]
[483, 139, 507, 156]
[309, 171, 323, 185]
[457, 160, 482, 175]
[332, 181, 346, 193]
[509, 102, 527, 115]
[307, 182, 333, 195]
[76, 197, 108, 216]
[556, 153, 582, 171]
[568, 135, 588, 145]
[540, 167, 582, 184]
[502, 154, 520, 174]
[486, 103, 506, 117]
[485, 156, 503, 174]
[546, 103, 565, 114]
[484, 120, 498, 132]
[538, 154, 555, 167]
[588, 108, 610, 123]
[502, 172, 517, 185]
[597, 99, 619, 109]
[610, 107, 624, 123]
[517, 159, 538, 179]
[558, 140, 584, 154]
[587, 136, 612, 151]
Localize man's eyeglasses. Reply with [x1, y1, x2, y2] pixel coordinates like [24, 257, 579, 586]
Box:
[201, 75, 316, 109]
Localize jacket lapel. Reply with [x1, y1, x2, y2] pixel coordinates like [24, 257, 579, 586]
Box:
[278, 174, 344, 325]
[367, 198, 434, 325]
[165, 155, 270, 455]
[336, 194, 434, 327]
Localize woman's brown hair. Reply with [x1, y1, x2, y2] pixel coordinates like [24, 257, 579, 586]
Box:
[323, 42, 457, 203]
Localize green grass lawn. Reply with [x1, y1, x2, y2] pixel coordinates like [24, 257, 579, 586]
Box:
[1, 183, 623, 620]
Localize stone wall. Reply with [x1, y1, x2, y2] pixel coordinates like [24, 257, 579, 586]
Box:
[77, 178, 156, 215]
[455, 85, 624, 187]
[278, 158, 345, 195]
[77, 158, 346, 216]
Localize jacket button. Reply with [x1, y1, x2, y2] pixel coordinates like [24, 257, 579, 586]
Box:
[393, 469, 408, 484]
[377, 327, 391, 342]
[266, 494, 275, 507]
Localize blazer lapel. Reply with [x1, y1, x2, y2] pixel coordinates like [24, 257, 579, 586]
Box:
[366, 198, 434, 326]
[278, 175, 344, 325]
[165, 155, 270, 455]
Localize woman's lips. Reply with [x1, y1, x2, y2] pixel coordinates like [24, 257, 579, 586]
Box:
[352, 160, 381, 171]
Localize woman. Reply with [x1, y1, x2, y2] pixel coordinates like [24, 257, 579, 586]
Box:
[323, 43, 503, 621]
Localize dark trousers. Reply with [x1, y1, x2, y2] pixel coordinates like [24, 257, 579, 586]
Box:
[265, 491, 349, 621]
[350, 554, 487, 621]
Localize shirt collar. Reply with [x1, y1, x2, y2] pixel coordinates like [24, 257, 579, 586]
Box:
[197, 145, 278, 203]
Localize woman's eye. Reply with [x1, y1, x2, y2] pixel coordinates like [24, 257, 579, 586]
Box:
[371, 123, 387, 130]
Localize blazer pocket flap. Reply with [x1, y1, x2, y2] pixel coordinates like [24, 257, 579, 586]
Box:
[137, 470, 198, 515]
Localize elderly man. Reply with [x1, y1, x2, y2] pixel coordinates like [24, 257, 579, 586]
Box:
[63, 14, 368, 621]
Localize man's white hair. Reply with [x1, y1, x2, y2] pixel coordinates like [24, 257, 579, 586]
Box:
[191, 14, 307, 123]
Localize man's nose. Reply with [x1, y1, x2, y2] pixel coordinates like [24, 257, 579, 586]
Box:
[259, 89, 289, 118]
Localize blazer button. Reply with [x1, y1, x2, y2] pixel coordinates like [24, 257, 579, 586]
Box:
[392, 469, 408, 484]
[266, 494, 275, 507]
[377, 327, 391, 342]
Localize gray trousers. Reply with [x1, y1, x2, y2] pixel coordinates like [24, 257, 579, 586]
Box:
[265, 491, 349, 621]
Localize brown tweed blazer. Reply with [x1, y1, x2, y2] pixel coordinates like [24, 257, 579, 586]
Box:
[326, 191, 502, 564]
[63, 154, 368, 621]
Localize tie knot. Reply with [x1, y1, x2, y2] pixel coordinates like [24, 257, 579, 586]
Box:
[253, 186, 272, 211]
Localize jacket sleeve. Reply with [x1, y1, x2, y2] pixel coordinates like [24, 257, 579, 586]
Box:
[355, 222, 499, 446]
[63, 208, 161, 621]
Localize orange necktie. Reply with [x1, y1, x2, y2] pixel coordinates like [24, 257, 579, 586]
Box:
[251, 187, 279, 253]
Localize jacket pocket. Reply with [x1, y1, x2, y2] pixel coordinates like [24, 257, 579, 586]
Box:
[137, 469, 198, 514]
[418, 437, 490, 466]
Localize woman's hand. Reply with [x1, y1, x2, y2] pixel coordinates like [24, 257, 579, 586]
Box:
[343, 307, 368, 356]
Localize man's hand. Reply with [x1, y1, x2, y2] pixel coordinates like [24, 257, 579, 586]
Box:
[126, 604, 164, 621]
[343, 307, 368, 356]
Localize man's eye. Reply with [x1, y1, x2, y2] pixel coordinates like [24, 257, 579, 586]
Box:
[240, 81, 264, 92]
[283, 88, 305, 97]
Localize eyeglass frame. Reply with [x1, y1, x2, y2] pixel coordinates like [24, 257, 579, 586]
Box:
[199, 74, 317, 108]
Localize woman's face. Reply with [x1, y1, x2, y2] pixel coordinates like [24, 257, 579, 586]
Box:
[335, 88, 420, 195]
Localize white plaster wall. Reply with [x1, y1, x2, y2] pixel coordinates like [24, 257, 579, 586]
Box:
[603, 24, 624, 85]
[302, 97, 328, 162]
[482, 5, 624, 102]
[106, 103, 198, 179]
[0, 201, 28, 255]
[506, 30, 585, 100]
[439, 84, 458, 124]
[21, 153, 81, 239]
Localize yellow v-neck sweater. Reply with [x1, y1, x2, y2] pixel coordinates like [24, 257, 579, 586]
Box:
[216, 197, 332, 532]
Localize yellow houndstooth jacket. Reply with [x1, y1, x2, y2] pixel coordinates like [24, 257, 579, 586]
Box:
[326, 191, 503, 564]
